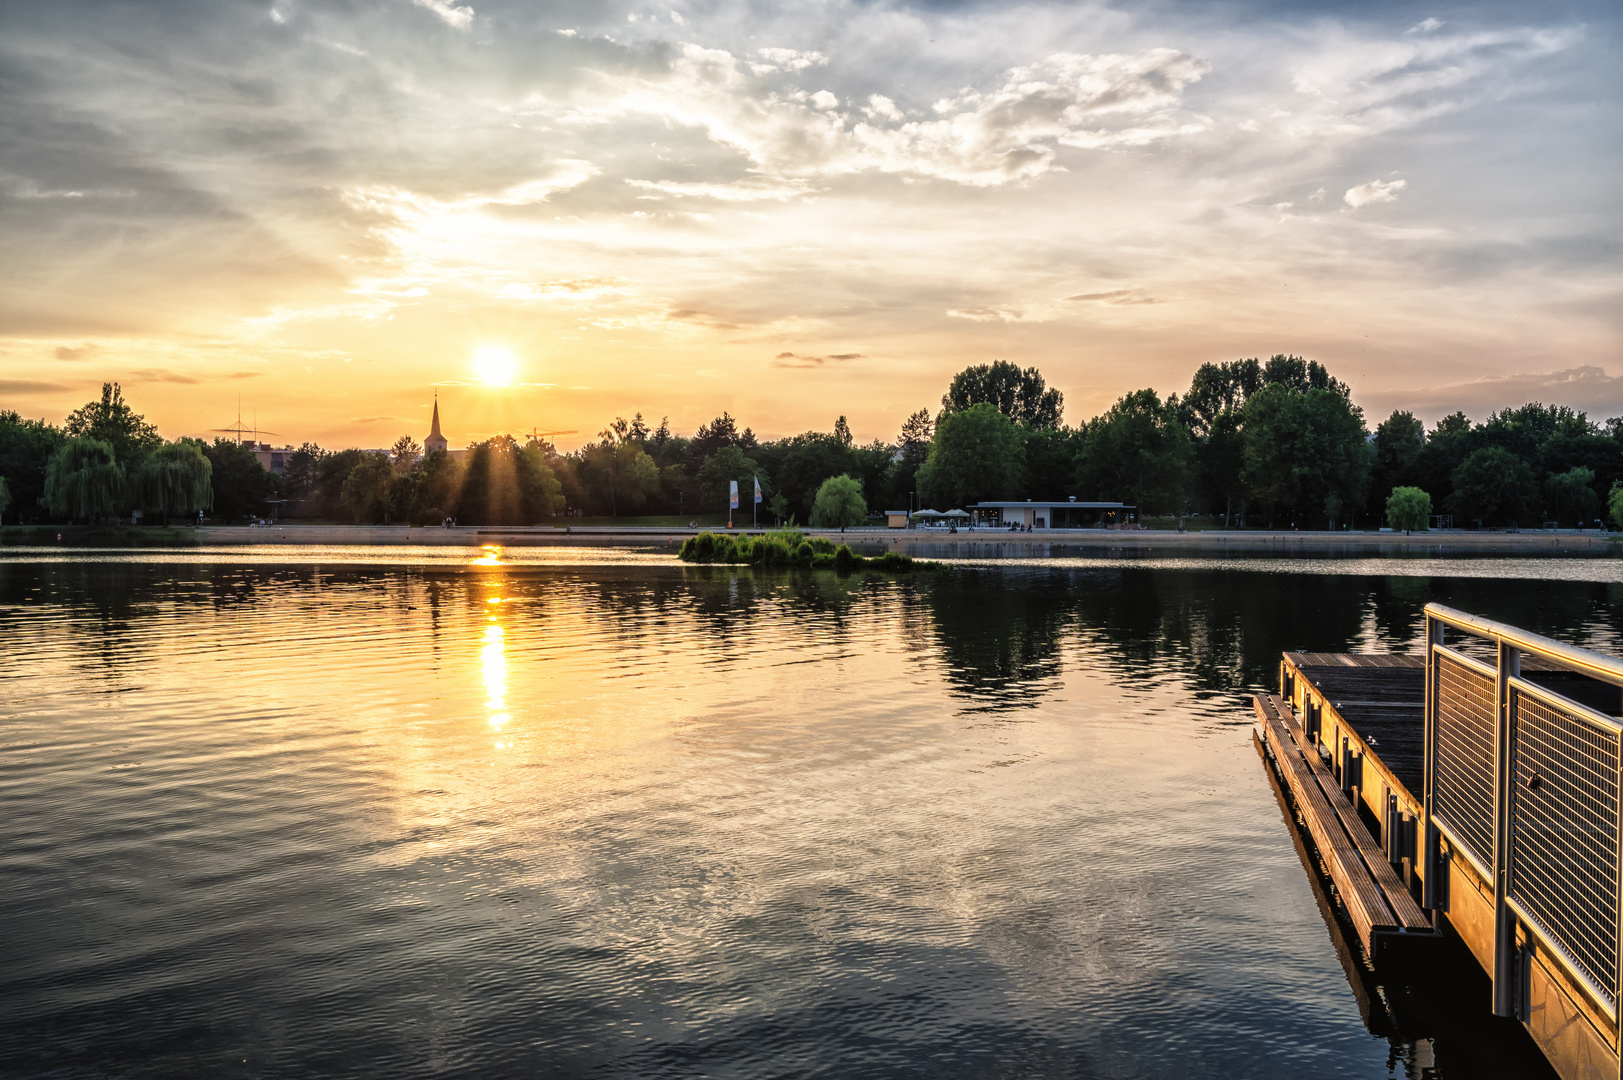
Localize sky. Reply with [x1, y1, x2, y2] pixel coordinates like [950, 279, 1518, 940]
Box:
[1, 0, 1618, 450]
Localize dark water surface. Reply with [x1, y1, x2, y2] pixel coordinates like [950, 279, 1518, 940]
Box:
[5, 550, 1623, 1079]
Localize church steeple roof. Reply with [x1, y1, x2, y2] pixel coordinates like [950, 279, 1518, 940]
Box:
[425, 393, 449, 454]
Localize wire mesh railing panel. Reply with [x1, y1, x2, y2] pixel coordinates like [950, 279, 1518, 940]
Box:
[1510, 686, 1621, 1007]
[1434, 651, 1497, 875]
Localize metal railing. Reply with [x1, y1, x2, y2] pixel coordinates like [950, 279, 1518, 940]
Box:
[1423, 603, 1623, 1025]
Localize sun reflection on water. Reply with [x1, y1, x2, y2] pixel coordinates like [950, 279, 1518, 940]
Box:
[472, 544, 504, 567]
[483, 610, 509, 733]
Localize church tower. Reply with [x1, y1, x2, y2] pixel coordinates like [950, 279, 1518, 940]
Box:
[424, 395, 449, 455]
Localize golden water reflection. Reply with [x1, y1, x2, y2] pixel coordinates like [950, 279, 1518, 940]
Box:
[483, 590, 510, 745]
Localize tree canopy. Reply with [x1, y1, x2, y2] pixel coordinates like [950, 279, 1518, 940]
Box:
[63, 383, 161, 467]
[133, 440, 213, 522]
[941, 361, 1063, 429]
[809, 474, 867, 530]
[916, 403, 1024, 508]
[43, 436, 124, 523]
[1077, 388, 1192, 514]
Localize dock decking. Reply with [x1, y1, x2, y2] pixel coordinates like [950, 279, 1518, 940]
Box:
[1261, 610, 1623, 1080]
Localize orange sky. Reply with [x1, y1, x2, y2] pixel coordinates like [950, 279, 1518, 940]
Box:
[3, 1, 1619, 450]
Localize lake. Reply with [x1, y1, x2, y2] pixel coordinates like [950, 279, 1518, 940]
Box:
[5, 547, 1623, 1079]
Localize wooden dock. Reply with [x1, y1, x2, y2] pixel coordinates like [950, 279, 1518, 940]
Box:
[1260, 615, 1623, 1080]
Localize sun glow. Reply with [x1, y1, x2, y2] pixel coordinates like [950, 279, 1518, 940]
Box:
[472, 345, 518, 387]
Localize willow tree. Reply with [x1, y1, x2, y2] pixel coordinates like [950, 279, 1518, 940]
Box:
[44, 437, 124, 523]
[133, 440, 213, 524]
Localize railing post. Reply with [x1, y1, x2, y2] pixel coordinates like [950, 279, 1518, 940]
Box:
[1424, 614, 1442, 911]
[1492, 640, 1520, 1017]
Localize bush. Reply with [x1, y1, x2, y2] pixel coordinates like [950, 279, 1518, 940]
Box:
[675, 530, 927, 572]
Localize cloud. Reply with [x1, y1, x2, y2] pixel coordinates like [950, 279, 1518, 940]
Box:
[412, 0, 474, 30]
[1344, 178, 1407, 208]
[127, 368, 201, 384]
[227, 370, 265, 379]
[0, 379, 71, 394]
[1408, 18, 1444, 34]
[626, 178, 813, 201]
[1369, 367, 1623, 422]
[753, 48, 827, 74]
[770, 351, 866, 368]
[666, 308, 743, 330]
[948, 307, 1030, 322]
[54, 344, 100, 361]
[350, 415, 406, 423]
[1065, 290, 1160, 305]
[610, 45, 1212, 187]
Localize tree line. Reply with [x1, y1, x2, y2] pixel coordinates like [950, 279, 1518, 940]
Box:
[5, 359, 1623, 529]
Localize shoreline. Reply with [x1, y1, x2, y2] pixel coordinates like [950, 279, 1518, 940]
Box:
[173, 524, 1623, 558]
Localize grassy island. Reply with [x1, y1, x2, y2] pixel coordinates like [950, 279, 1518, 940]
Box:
[678, 530, 928, 571]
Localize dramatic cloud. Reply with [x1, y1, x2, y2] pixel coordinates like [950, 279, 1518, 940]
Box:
[0, 0, 1613, 446]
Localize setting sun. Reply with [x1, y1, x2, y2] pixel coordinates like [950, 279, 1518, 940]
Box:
[472, 346, 518, 388]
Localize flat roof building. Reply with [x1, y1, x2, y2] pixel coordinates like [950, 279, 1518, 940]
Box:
[969, 500, 1135, 529]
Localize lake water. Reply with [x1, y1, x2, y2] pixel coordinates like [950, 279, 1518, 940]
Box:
[5, 547, 1623, 1079]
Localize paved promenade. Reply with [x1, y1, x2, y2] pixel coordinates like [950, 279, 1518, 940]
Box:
[193, 523, 1618, 558]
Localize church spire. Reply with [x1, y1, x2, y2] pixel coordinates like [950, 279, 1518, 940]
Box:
[424, 392, 449, 455]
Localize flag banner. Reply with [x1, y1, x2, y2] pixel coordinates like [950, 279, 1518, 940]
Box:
[729, 480, 739, 509]
[754, 475, 762, 504]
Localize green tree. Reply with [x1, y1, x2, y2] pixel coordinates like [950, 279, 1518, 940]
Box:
[1240, 383, 1370, 527]
[203, 439, 280, 522]
[1021, 425, 1083, 500]
[1609, 481, 1623, 531]
[941, 360, 1063, 428]
[916, 402, 1024, 508]
[43, 437, 124, 523]
[455, 437, 563, 524]
[1077, 388, 1193, 514]
[697, 445, 770, 514]
[415, 448, 465, 522]
[882, 407, 934, 509]
[767, 491, 791, 525]
[132, 440, 213, 524]
[1385, 486, 1431, 533]
[63, 383, 161, 468]
[341, 452, 396, 524]
[313, 448, 367, 520]
[1368, 411, 1425, 518]
[390, 435, 422, 472]
[1544, 466, 1599, 527]
[0, 476, 10, 521]
[1449, 447, 1536, 527]
[773, 434, 855, 521]
[810, 474, 867, 531]
[283, 442, 325, 508]
[0, 410, 65, 523]
[518, 441, 565, 520]
[580, 438, 662, 516]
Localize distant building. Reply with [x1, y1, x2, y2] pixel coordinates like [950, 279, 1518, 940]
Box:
[248, 443, 294, 474]
[969, 500, 1134, 529]
[425, 397, 449, 456]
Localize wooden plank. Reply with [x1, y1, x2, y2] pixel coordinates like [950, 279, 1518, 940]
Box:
[1255, 695, 1397, 952]
[1273, 700, 1432, 932]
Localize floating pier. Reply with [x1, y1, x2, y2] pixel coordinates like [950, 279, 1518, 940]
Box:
[1256, 604, 1623, 1080]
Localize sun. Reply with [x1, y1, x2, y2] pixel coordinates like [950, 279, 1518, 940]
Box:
[472, 345, 519, 387]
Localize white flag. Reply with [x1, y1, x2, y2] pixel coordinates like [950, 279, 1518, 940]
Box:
[754, 475, 762, 504]
[729, 480, 739, 509]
